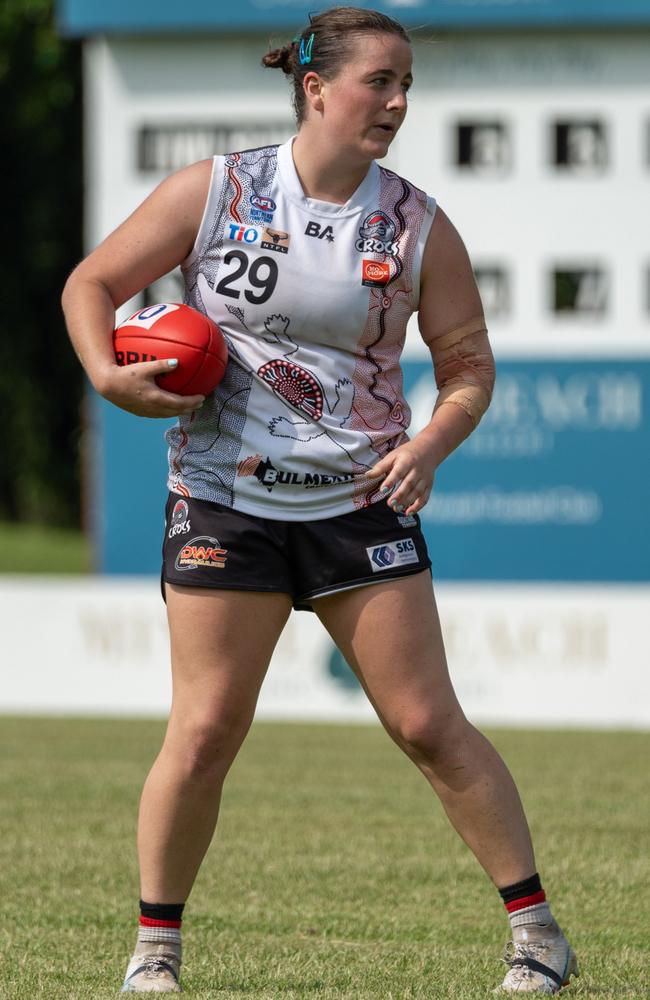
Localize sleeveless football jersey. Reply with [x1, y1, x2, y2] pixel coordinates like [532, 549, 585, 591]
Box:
[166, 137, 436, 519]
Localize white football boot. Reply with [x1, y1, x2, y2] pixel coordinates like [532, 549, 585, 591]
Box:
[121, 941, 182, 993]
[500, 918, 578, 993]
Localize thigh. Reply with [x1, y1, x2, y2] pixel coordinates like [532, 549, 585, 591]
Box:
[165, 584, 292, 729]
[314, 571, 462, 733]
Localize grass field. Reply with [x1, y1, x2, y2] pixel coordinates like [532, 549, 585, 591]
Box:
[1, 719, 648, 999]
[0, 522, 90, 573]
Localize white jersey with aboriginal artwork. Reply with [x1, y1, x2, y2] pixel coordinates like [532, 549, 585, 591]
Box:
[166, 137, 436, 519]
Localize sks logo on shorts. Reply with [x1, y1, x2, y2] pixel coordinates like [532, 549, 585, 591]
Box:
[237, 455, 353, 493]
[261, 227, 291, 254]
[362, 259, 391, 287]
[175, 536, 228, 571]
[355, 212, 399, 256]
[168, 498, 191, 539]
[249, 194, 276, 224]
[367, 538, 418, 572]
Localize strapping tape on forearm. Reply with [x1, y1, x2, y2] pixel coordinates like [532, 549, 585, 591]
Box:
[426, 315, 487, 352]
[434, 381, 492, 428]
[429, 317, 495, 428]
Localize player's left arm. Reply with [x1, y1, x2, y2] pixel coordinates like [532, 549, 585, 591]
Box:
[368, 206, 495, 516]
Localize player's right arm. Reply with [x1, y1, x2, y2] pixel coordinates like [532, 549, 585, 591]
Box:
[61, 159, 213, 417]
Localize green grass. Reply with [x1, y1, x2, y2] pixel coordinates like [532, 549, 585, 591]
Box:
[0, 521, 90, 573]
[1, 719, 649, 998]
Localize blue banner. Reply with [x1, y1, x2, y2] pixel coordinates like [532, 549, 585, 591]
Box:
[58, 0, 650, 36]
[95, 359, 649, 582]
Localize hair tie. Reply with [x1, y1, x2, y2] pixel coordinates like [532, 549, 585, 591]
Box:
[299, 32, 315, 65]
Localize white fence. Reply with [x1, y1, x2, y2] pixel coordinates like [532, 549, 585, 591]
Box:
[1, 578, 648, 728]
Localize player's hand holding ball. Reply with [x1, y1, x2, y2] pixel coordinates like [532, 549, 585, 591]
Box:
[106, 303, 228, 418]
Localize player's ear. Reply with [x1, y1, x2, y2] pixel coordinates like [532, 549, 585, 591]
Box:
[303, 71, 325, 113]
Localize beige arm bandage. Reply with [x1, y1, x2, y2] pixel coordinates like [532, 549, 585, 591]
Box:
[428, 315, 495, 429]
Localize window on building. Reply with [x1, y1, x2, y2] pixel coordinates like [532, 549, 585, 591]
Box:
[138, 123, 293, 173]
[474, 266, 510, 318]
[456, 122, 510, 172]
[552, 268, 608, 315]
[553, 121, 607, 171]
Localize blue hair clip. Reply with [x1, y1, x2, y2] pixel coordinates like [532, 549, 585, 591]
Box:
[299, 33, 315, 65]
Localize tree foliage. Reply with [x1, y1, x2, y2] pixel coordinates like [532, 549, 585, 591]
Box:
[0, 0, 83, 526]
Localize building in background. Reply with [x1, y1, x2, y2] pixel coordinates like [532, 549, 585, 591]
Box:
[29, 0, 647, 725]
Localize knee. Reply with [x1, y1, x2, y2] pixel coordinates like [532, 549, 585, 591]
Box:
[393, 707, 469, 765]
[167, 712, 249, 778]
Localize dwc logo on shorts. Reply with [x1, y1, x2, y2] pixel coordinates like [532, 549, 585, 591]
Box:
[175, 536, 228, 571]
[355, 212, 399, 256]
[367, 538, 418, 572]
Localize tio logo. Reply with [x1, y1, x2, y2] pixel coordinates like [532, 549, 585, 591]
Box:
[227, 223, 260, 243]
[305, 221, 335, 243]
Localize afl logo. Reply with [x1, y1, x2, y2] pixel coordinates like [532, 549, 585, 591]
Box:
[250, 194, 276, 213]
[355, 211, 399, 256]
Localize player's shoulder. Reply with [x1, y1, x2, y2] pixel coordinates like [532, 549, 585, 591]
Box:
[146, 158, 215, 223]
[377, 163, 431, 203]
[423, 205, 467, 262]
[154, 158, 214, 198]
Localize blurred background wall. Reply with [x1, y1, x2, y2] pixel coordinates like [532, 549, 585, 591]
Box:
[2, 1, 649, 724]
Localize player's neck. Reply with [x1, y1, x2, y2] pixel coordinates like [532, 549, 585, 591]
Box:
[291, 131, 372, 205]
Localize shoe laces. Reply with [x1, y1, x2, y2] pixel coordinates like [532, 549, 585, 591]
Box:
[503, 940, 551, 966]
[137, 956, 177, 978]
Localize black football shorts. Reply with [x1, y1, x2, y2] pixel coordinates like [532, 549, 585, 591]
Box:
[162, 492, 432, 611]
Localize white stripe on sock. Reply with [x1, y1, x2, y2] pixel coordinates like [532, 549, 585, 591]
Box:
[509, 901, 552, 929]
[138, 925, 182, 945]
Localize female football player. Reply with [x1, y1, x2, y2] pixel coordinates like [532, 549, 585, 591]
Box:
[62, 6, 577, 994]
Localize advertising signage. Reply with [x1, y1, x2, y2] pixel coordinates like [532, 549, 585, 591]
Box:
[95, 358, 648, 582]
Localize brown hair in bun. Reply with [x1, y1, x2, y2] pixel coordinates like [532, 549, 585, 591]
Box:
[261, 6, 410, 125]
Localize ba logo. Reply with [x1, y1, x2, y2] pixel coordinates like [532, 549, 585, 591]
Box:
[168, 498, 191, 539]
[305, 221, 335, 243]
[355, 211, 398, 256]
[227, 222, 260, 243]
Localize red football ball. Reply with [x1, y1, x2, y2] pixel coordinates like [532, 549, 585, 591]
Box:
[113, 302, 228, 396]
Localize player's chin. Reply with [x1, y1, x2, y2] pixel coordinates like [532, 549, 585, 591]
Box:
[363, 134, 395, 159]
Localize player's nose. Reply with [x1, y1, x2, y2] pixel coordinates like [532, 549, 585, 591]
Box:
[386, 88, 407, 114]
